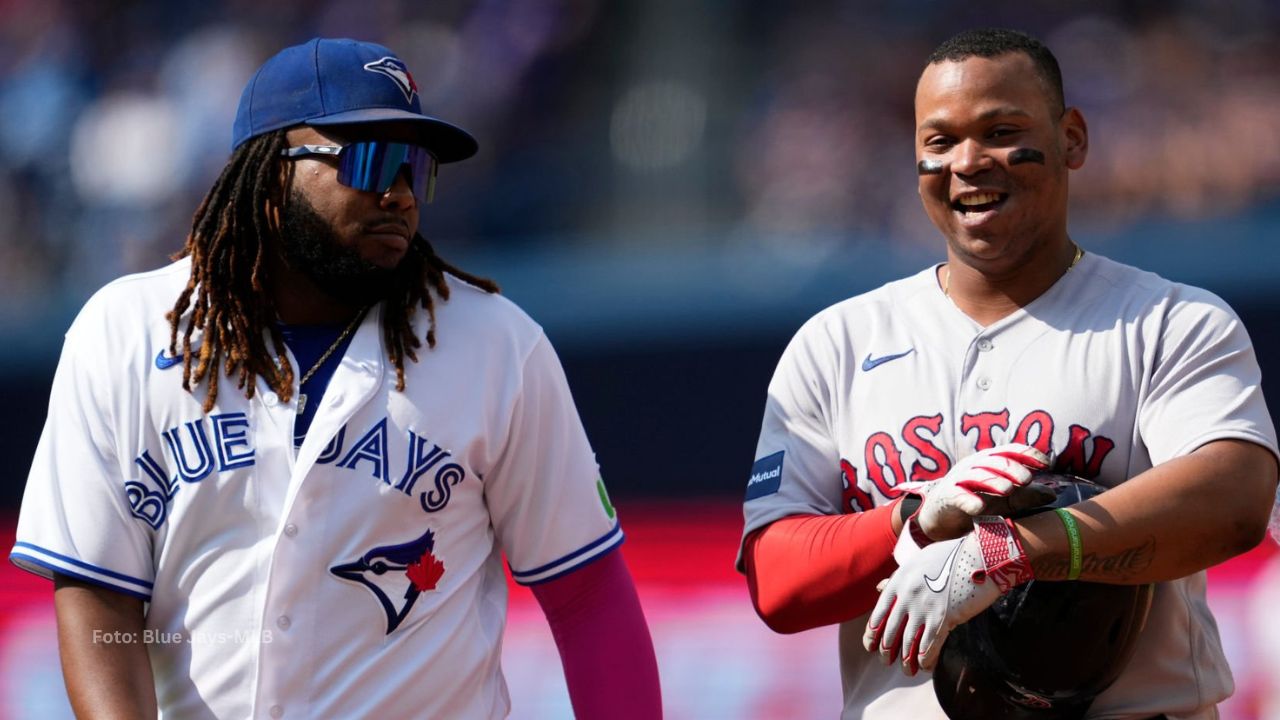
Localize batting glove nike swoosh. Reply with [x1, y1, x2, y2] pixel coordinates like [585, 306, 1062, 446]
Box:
[862, 516, 1034, 676]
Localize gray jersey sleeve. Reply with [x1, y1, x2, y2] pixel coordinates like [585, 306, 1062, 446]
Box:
[1138, 285, 1278, 465]
[737, 315, 848, 569]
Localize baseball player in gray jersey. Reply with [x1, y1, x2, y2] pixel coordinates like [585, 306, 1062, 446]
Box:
[738, 28, 1278, 719]
[11, 38, 661, 718]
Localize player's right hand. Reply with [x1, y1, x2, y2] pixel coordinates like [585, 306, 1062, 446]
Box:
[862, 534, 993, 676]
[864, 515, 1035, 676]
[899, 443, 1049, 542]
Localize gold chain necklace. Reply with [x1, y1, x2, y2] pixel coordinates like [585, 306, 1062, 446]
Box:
[295, 306, 369, 414]
[944, 243, 1084, 297]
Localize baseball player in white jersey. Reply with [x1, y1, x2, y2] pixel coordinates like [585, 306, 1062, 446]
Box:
[738, 28, 1279, 720]
[10, 38, 661, 719]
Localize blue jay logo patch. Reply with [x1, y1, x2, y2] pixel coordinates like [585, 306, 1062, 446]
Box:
[363, 57, 419, 103]
[331, 529, 445, 634]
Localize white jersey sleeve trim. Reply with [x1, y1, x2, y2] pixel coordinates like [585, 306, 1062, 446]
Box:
[509, 523, 624, 585]
[10, 542, 153, 601]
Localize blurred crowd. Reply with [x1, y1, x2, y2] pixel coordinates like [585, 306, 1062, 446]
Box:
[1, 0, 1278, 319]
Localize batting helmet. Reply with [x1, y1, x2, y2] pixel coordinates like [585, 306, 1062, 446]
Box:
[932, 473, 1154, 720]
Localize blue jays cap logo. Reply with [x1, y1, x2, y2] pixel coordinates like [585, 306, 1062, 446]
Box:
[331, 528, 445, 634]
[363, 56, 419, 103]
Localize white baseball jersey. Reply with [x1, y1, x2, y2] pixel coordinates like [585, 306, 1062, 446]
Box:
[740, 252, 1278, 720]
[11, 257, 622, 719]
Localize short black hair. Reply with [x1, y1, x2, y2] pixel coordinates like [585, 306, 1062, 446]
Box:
[927, 28, 1065, 116]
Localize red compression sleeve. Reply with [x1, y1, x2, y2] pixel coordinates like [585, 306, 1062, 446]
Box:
[530, 548, 662, 719]
[743, 501, 900, 633]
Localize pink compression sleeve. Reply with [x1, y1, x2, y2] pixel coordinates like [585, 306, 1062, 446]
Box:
[530, 548, 663, 719]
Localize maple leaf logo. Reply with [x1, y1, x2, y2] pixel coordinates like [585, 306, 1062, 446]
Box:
[406, 549, 445, 592]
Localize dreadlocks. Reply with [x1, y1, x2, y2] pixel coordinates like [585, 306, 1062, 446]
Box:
[167, 129, 499, 413]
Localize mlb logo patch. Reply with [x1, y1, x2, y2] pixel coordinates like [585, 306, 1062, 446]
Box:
[745, 451, 784, 500]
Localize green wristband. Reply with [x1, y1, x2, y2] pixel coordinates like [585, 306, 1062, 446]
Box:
[1054, 508, 1083, 581]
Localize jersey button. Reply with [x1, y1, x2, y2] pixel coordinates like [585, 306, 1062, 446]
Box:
[276, 615, 291, 630]
[283, 524, 298, 538]
[977, 338, 993, 352]
[977, 377, 992, 391]
[269, 705, 284, 718]
[262, 392, 279, 407]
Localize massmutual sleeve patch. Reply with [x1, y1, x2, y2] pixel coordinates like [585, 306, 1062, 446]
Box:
[745, 451, 784, 501]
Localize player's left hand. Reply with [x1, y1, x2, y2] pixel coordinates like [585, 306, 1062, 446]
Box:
[862, 516, 1034, 676]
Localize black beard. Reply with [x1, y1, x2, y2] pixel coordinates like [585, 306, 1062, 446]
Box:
[278, 189, 404, 307]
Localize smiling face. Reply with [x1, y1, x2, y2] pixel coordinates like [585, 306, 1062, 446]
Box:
[915, 52, 1087, 275]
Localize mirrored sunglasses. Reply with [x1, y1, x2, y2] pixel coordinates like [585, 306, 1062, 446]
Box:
[281, 141, 438, 204]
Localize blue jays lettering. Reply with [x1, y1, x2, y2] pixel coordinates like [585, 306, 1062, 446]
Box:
[124, 415, 467, 529]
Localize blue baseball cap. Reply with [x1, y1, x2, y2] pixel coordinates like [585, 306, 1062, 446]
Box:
[232, 38, 477, 162]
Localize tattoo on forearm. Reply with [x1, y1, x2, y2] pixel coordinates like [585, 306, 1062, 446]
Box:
[1032, 537, 1155, 581]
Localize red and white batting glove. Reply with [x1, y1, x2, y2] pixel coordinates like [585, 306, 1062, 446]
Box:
[862, 516, 1034, 676]
[898, 443, 1049, 543]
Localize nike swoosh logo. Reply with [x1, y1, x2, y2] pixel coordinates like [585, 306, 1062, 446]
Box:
[862, 348, 914, 371]
[924, 542, 962, 593]
[154, 350, 184, 370]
